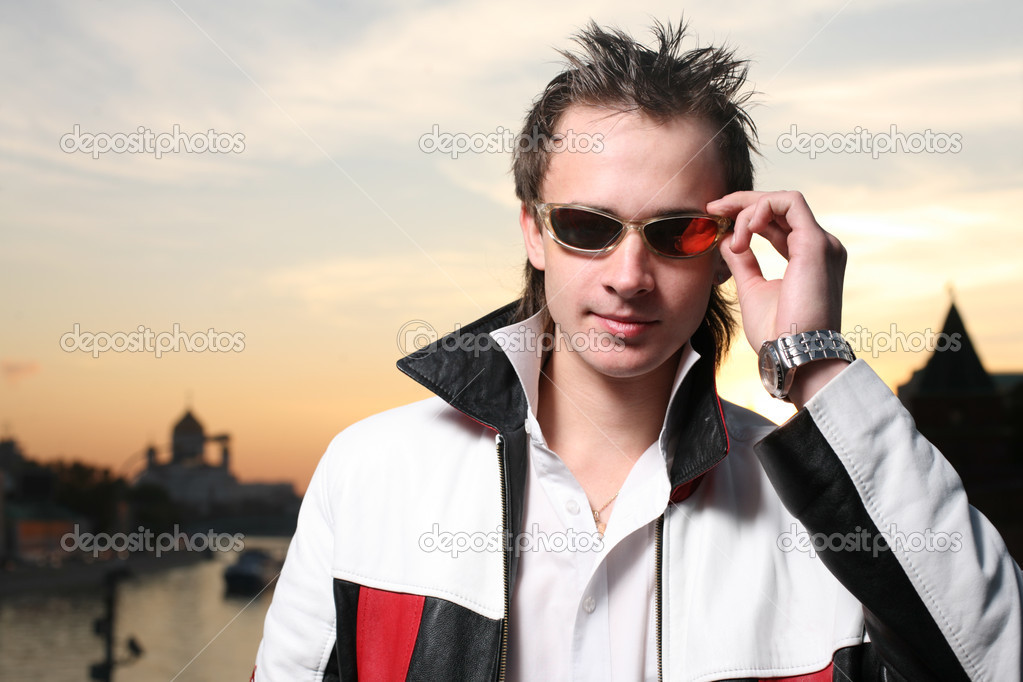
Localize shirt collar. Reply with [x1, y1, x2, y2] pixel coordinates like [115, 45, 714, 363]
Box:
[489, 311, 703, 456]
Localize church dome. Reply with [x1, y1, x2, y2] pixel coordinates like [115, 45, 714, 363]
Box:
[172, 410, 206, 464]
[174, 410, 205, 437]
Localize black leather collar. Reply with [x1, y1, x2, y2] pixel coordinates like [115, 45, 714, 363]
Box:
[396, 301, 730, 494]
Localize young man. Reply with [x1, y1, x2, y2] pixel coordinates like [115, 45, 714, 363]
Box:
[255, 21, 1022, 681]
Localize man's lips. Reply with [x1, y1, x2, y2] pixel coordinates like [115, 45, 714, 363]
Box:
[592, 313, 658, 339]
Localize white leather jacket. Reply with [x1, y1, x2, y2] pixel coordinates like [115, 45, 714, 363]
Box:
[255, 302, 1022, 681]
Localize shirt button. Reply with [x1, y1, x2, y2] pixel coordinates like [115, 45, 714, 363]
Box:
[565, 500, 580, 515]
[582, 596, 596, 614]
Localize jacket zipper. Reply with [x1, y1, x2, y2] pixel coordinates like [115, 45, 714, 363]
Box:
[655, 513, 664, 682]
[496, 433, 509, 682]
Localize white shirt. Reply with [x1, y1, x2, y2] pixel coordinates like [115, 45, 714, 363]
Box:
[492, 319, 701, 681]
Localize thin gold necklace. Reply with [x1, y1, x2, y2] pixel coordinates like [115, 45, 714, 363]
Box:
[591, 489, 620, 535]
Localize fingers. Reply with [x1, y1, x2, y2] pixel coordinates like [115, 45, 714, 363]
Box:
[708, 190, 824, 261]
[735, 198, 792, 257]
[719, 236, 764, 292]
[707, 190, 811, 218]
[709, 190, 848, 354]
[705, 191, 763, 215]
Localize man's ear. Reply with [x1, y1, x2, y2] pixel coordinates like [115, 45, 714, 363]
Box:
[520, 202, 546, 271]
[713, 256, 731, 285]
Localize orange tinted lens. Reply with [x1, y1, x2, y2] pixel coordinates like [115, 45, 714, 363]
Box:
[645, 217, 719, 256]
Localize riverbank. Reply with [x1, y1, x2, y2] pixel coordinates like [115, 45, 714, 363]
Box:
[0, 550, 213, 597]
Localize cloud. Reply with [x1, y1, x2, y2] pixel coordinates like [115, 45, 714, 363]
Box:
[433, 156, 519, 209]
[767, 59, 1022, 130]
[2, 359, 41, 386]
[264, 250, 518, 325]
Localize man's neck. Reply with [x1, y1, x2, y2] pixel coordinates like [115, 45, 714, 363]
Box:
[535, 348, 682, 493]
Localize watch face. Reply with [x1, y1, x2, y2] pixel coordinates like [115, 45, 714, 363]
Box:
[759, 344, 780, 393]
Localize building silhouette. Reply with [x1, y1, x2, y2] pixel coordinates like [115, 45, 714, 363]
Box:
[898, 301, 1023, 558]
[134, 410, 296, 517]
[0, 438, 81, 564]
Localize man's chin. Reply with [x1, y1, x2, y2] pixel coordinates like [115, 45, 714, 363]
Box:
[575, 346, 678, 381]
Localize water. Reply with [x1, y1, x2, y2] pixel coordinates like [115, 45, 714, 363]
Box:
[0, 537, 290, 681]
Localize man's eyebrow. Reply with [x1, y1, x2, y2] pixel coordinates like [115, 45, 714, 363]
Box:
[578, 203, 707, 218]
[648, 205, 706, 216]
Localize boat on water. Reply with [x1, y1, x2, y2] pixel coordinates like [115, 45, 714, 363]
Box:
[223, 549, 281, 596]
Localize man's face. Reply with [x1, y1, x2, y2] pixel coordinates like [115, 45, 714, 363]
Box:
[520, 106, 729, 382]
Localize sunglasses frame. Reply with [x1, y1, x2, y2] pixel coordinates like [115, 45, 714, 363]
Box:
[533, 202, 734, 260]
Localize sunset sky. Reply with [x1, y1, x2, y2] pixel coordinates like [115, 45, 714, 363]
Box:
[2, 0, 1020, 493]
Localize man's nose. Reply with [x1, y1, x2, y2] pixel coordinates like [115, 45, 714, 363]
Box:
[602, 229, 656, 298]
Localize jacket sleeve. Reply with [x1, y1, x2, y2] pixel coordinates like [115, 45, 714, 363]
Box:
[254, 443, 340, 681]
[755, 359, 1023, 682]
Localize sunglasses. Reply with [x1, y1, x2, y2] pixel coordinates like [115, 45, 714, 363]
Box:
[534, 202, 733, 259]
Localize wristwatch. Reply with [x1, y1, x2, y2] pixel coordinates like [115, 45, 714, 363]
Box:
[758, 330, 855, 401]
